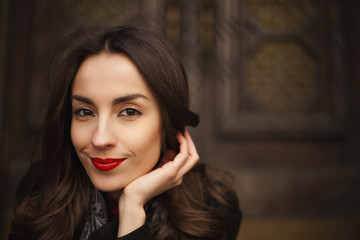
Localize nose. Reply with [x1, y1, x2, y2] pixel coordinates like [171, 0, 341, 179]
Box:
[91, 118, 117, 149]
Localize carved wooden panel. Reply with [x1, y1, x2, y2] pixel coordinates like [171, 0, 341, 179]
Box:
[214, 0, 347, 139]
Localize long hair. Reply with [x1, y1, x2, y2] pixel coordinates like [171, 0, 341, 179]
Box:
[13, 26, 238, 239]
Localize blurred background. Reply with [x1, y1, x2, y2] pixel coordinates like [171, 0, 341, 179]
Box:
[0, 0, 359, 239]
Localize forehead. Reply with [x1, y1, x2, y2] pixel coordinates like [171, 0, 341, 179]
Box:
[72, 53, 154, 98]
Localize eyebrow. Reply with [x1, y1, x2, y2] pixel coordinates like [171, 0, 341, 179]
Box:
[71, 93, 149, 106]
[112, 94, 149, 105]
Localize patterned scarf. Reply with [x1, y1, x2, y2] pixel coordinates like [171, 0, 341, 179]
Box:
[79, 187, 108, 240]
[79, 186, 168, 240]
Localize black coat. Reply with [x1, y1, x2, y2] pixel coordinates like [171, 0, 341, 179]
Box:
[9, 162, 242, 240]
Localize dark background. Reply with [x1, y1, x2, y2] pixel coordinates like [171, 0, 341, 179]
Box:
[1, 0, 359, 239]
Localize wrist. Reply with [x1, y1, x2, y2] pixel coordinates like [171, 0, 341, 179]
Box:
[117, 196, 146, 237]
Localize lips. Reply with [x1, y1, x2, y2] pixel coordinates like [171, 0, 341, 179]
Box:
[91, 158, 125, 171]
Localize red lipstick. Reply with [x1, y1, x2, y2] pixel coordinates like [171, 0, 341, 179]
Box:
[91, 158, 125, 171]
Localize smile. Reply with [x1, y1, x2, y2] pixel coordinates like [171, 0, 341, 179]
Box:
[91, 158, 125, 171]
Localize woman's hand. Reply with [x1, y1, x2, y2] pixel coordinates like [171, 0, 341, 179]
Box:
[117, 129, 199, 237]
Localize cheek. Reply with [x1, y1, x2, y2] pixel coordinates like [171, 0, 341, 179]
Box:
[71, 122, 90, 151]
[129, 120, 163, 164]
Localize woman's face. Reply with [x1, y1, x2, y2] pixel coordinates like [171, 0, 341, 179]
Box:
[71, 53, 163, 196]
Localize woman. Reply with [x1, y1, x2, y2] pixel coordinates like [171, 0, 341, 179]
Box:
[10, 26, 241, 240]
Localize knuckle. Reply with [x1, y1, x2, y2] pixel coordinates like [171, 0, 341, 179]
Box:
[166, 169, 178, 180]
[180, 152, 189, 160]
[190, 154, 199, 163]
[175, 178, 183, 186]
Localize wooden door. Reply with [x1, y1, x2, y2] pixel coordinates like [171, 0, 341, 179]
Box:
[1, 0, 359, 239]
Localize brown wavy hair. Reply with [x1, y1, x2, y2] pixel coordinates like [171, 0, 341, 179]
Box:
[12, 26, 239, 239]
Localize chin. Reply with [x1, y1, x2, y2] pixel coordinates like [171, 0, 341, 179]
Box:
[89, 175, 127, 193]
[94, 184, 122, 193]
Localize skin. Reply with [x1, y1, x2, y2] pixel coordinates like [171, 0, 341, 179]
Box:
[71, 53, 199, 237]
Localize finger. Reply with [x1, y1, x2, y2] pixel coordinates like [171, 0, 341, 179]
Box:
[178, 129, 199, 175]
[155, 131, 195, 185]
[184, 128, 199, 159]
[172, 132, 189, 166]
[155, 133, 191, 183]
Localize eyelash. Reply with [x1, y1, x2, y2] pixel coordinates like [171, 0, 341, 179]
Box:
[74, 108, 94, 117]
[73, 107, 142, 119]
[118, 107, 142, 117]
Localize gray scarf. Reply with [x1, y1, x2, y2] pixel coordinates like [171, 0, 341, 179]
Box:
[79, 187, 167, 240]
[80, 187, 108, 240]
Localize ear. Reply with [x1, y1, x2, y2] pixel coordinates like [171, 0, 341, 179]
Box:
[158, 149, 176, 167]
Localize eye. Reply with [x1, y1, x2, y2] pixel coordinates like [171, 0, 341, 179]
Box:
[118, 108, 142, 118]
[74, 108, 95, 117]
